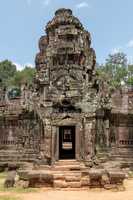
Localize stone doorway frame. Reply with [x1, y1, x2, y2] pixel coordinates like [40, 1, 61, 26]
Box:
[59, 125, 76, 160]
[51, 116, 82, 164]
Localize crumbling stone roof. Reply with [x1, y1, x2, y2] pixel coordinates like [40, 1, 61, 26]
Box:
[46, 8, 84, 32]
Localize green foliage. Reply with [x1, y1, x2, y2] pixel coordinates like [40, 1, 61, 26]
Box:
[0, 60, 35, 88]
[97, 52, 133, 89]
[0, 196, 21, 200]
[127, 65, 133, 85]
[0, 55, 132, 91]
[9, 66, 36, 87]
[0, 60, 16, 87]
[106, 52, 128, 66]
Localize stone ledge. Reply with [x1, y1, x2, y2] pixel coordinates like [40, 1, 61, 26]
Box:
[17, 168, 126, 189]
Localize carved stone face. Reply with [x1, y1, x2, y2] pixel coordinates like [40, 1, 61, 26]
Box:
[53, 75, 79, 92]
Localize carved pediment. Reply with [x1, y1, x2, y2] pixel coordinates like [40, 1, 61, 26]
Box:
[52, 74, 81, 91]
[53, 99, 81, 113]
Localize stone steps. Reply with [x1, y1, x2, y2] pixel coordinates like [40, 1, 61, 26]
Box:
[53, 180, 81, 188]
[52, 165, 81, 171]
[53, 170, 82, 188]
[18, 162, 126, 189]
[53, 170, 90, 188]
[20, 160, 90, 188]
[52, 160, 87, 172]
[52, 160, 89, 188]
[54, 159, 81, 165]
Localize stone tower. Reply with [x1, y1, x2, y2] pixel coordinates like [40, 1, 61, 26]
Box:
[0, 8, 132, 189]
[34, 8, 101, 165]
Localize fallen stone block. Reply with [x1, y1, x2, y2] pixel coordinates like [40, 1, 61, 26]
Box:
[103, 184, 117, 190]
[101, 173, 110, 186]
[18, 170, 29, 181]
[8, 163, 19, 171]
[89, 169, 104, 187]
[108, 170, 126, 185]
[15, 180, 29, 188]
[4, 170, 16, 188]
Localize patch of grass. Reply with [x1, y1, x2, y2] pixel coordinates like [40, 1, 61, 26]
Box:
[0, 172, 7, 179]
[7, 187, 38, 193]
[0, 196, 21, 200]
[0, 186, 38, 193]
[128, 171, 133, 178]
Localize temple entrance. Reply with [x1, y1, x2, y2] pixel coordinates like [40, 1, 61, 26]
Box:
[59, 126, 75, 159]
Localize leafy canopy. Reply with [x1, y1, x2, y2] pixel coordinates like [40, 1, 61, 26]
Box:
[9, 66, 36, 87]
[97, 52, 133, 89]
[0, 60, 35, 88]
[0, 60, 16, 87]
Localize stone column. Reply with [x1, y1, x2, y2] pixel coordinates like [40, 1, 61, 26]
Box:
[105, 119, 110, 148]
[43, 118, 52, 165]
[84, 117, 96, 164]
[75, 121, 84, 161]
[51, 125, 58, 164]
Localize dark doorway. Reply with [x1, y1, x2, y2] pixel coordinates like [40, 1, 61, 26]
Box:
[59, 126, 75, 159]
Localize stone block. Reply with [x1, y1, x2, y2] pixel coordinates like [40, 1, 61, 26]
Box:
[108, 171, 126, 185]
[8, 163, 19, 170]
[67, 181, 81, 188]
[15, 180, 29, 188]
[103, 184, 117, 190]
[101, 173, 110, 186]
[18, 170, 29, 181]
[65, 175, 81, 182]
[28, 173, 53, 187]
[54, 180, 67, 188]
[81, 177, 90, 186]
[53, 174, 65, 180]
[89, 169, 103, 187]
[4, 170, 16, 188]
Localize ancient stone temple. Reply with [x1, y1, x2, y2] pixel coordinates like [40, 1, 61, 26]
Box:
[0, 8, 133, 188]
[34, 8, 100, 164]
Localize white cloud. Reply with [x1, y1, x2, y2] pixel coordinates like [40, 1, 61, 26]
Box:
[13, 62, 34, 71]
[111, 47, 122, 54]
[75, 2, 89, 9]
[42, 0, 51, 6]
[127, 40, 133, 48]
[24, 63, 34, 68]
[13, 63, 24, 71]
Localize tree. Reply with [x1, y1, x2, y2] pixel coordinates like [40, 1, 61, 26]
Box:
[106, 52, 128, 67]
[9, 66, 36, 87]
[127, 64, 133, 86]
[0, 60, 17, 87]
[97, 52, 128, 89]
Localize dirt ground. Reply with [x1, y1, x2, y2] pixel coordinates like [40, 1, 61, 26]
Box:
[1, 179, 133, 200]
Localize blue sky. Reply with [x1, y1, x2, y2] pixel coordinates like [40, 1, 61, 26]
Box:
[0, 0, 133, 70]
